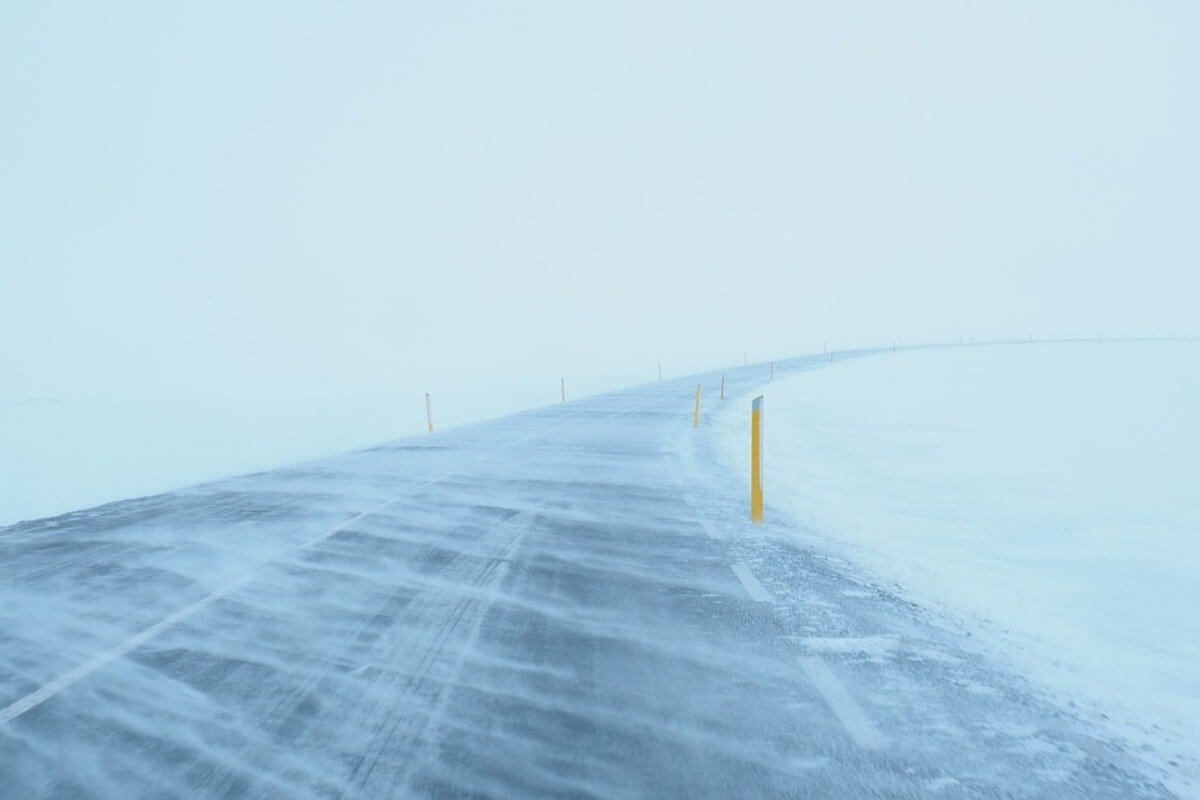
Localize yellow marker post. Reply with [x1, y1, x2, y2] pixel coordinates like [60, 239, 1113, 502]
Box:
[693, 384, 702, 428]
[425, 393, 434, 433]
[750, 395, 764, 524]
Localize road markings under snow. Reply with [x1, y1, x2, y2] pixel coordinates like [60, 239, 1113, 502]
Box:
[0, 487, 415, 727]
[4, 394, 672, 728]
[799, 656, 888, 750]
[0, 419, 573, 727]
[0, 580, 243, 725]
[730, 564, 771, 602]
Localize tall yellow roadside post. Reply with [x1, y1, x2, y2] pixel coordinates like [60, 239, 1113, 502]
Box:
[750, 395, 764, 523]
[425, 393, 435, 433]
[693, 384, 702, 428]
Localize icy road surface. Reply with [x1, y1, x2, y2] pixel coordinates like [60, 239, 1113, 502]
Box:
[0, 357, 1178, 798]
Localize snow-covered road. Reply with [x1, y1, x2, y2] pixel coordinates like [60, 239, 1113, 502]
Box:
[0, 356, 1177, 798]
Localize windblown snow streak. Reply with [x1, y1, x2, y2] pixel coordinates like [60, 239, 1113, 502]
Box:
[0, 355, 1180, 798]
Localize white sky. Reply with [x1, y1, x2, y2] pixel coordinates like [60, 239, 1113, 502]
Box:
[3, 1, 1198, 425]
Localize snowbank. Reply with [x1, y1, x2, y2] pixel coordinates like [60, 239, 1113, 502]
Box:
[717, 341, 1200, 783]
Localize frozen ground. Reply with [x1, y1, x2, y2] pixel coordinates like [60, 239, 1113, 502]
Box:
[0, 354, 1183, 797]
[0, 378, 623, 528]
[716, 341, 1199, 796]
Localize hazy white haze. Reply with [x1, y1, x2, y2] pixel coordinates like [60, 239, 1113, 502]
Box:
[3, 1, 1198, 520]
[3, 5, 1200, 797]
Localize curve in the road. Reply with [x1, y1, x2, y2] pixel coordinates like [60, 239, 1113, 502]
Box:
[0, 353, 1179, 798]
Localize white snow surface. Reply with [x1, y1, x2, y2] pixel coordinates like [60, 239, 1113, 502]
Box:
[0, 393, 403, 527]
[0, 381, 608, 528]
[717, 341, 1200, 788]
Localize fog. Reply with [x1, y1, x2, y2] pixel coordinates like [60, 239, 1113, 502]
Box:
[3, 7, 1198, 790]
[4, 1, 1198, 440]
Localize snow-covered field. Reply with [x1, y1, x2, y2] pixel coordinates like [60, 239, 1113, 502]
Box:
[717, 341, 1200, 787]
[0, 380, 611, 528]
[0, 393, 391, 527]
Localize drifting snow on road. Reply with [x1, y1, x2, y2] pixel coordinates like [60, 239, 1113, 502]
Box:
[0, 350, 1184, 797]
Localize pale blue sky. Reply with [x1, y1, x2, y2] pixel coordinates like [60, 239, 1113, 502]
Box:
[3, 1, 1197, 416]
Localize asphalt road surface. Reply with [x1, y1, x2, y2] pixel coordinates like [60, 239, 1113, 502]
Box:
[0, 355, 1178, 798]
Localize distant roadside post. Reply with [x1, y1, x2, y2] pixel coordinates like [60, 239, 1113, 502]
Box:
[561, 377, 566, 403]
[693, 384, 702, 428]
[658, 362, 663, 381]
[425, 393, 434, 433]
[751, 395, 764, 524]
[720, 375, 726, 400]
